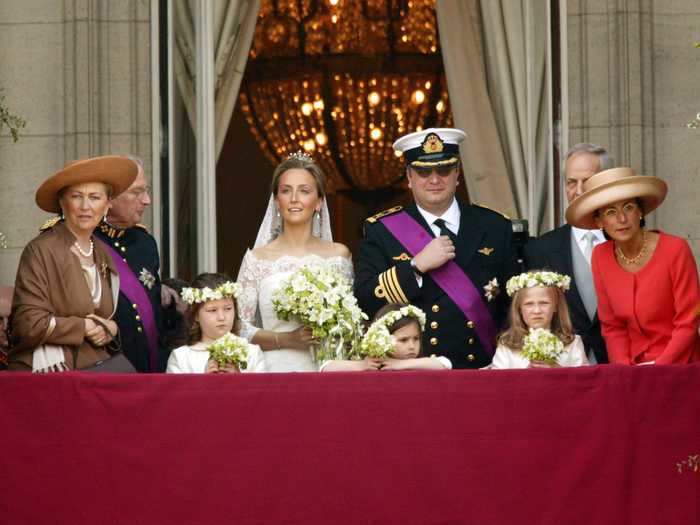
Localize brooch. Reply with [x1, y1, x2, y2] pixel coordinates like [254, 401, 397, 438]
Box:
[478, 247, 495, 256]
[483, 278, 500, 302]
[139, 268, 156, 290]
[99, 262, 109, 279]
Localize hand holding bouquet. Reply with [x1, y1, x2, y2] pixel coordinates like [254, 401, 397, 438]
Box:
[207, 333, 250, 371]
[272, 262, 367, 362]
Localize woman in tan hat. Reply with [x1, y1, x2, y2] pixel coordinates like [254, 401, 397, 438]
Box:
[8, 156, 137, 371]
[566, 167, 699, 365]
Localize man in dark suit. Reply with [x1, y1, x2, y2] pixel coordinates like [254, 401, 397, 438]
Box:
[94, 156, 180, 372]
[354, 128, 517, 369]
[525, 143, 613, 364]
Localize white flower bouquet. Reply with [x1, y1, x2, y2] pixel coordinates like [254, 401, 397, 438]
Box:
[357, 322, 394, 359]
[206, 333, 250, 370]
[521, 328, 564, 365]
[272, 262, 367, 362]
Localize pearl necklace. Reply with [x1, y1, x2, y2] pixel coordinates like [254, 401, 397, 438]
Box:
[74, 239, 94, 258]
[615, 230, 647, 265]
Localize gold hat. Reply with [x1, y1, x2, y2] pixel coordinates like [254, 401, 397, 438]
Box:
[565, 167, 667, 229]
[35, 155, 138, 213]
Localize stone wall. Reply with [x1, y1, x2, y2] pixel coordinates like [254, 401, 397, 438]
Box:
[0, 0, 152, 284]
[567, 0, 700, 259]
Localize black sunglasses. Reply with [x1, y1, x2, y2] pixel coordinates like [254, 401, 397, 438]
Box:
[411, 165, 458, 178]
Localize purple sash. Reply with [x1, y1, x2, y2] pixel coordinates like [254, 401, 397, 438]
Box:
[97, 239, 160, 371]
[381, 212, 498, 356]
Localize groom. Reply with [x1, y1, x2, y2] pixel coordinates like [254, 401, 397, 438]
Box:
[354, 128, 518, 369]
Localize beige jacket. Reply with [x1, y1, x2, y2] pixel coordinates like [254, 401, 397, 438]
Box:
[9, 222, 119, 370]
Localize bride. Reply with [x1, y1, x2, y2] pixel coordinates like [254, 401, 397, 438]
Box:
[237, 152, 353, 371]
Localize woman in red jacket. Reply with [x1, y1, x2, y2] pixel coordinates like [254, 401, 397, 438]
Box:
[566, 167, 699, 365]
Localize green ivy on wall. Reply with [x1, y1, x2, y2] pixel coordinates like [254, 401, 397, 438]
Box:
[0, 88, 26, 143]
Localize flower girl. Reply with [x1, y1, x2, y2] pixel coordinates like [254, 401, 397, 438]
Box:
[166, 273, 266, 373]
[491, 271, 588, 369]
[321, 303, 452, 371]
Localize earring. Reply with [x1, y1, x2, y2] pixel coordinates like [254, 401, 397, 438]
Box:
[313, 210, 322, 237]
[276, 208, 281, 218]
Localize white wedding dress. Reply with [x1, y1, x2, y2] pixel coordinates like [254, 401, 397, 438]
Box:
[237, 250, 354, 372]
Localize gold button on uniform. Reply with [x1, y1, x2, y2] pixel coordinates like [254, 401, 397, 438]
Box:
[431, 304, 440, 313]
[137, 327, 143, 333]
[132, 303, 138, 309]
[135, 315, 141, 321]
[114, 242, 120, 247]
[467, 353, 475, 362]
[467, 321, 475, 329]
[120, 247, 126, 253]
[430, 321, 438, 330]
[430, 337, 438, 346]
[468, 337, 475, 345]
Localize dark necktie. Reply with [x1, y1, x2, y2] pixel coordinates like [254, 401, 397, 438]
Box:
[433, 218, 456, 243]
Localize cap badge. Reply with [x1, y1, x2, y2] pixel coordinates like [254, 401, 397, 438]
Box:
[421, 133, 444, 154]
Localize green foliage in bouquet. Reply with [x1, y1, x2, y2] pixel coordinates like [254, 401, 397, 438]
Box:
[272, 262, 367, 361]
[521, 328, 564, 365]
[206, 333, 249, 370]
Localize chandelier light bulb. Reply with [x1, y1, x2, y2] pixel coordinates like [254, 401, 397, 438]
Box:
[370, 128, 383, 141]
[411, 89, 426, 105]
[394, 149, 403, 157]
[301, 102, 314, 116]
[303, 139, 316, 152]
[436, 100, 445, 113]
[329, 0, 339, 5]
[315, 132, 328, 146]
[367, 91, 381, 106]
[313, 99, 325, 111]
[332, 15, 338, 23]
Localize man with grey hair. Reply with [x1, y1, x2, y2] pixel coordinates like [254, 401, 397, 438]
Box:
[524, 143, 613, 364]
[94, 155, 179, 372]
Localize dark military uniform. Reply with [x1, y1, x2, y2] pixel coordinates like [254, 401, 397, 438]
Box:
[354, 201, 517, 369]
[94, 221, 169, 372]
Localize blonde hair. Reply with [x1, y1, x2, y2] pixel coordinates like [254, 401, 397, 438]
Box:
[497, 285, 574, 350]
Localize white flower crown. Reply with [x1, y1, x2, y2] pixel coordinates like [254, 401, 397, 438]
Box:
[358, 305, 427, 359]
[181, 281, 240, 305]
[376, 305, 427, 331]
[505, 271, 571, 297]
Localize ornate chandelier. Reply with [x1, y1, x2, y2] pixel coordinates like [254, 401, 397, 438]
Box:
[239, 0, 453, 195]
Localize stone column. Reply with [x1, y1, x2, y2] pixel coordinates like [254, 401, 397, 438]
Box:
[0, 0, 153, 284]
[567, 0, 700, 259]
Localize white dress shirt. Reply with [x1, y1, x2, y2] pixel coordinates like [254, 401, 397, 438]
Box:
[571, 226, 605, 261]
[416, 198, 461, 237]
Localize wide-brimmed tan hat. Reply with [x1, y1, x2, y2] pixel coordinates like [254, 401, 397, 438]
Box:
[565, 167, 667, 229]
[35, 155, 138, 213]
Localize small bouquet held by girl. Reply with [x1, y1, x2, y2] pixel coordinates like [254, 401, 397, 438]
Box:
[491, 270, 589, 369]
[271, 261, 367, 362]
[167, 273, 266, 373]
[321, 303, 452, 371]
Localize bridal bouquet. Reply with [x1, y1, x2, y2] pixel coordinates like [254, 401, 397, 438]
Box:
[521, 328, 564, 364]
[206, 333, 250, 370]
[272, 262, 367, 362]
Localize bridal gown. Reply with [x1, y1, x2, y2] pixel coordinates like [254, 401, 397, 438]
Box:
[237, 251, 354, 372]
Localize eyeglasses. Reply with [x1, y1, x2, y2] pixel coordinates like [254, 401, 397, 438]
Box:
[411, 166, 458, 178]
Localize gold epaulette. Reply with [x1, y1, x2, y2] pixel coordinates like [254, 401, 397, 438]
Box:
[99, 222, 126, 239]
[39, 216, 62, 232]
[134, 223, 149, 232]
[365, 206, 403, 224]
[473, 203, 510, 220]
